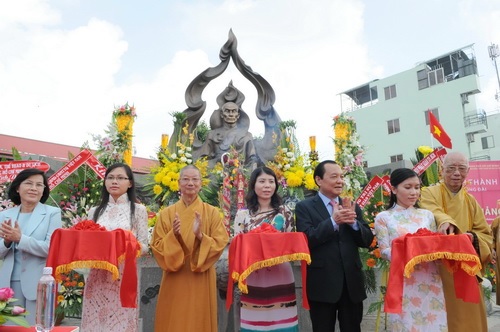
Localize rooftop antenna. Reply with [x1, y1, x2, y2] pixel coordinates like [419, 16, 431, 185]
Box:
[488, 43, 500, 101]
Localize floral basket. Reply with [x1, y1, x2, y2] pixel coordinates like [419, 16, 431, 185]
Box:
[0, 287, 29, 327]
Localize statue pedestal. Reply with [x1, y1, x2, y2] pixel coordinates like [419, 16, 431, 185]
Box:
[137, 256, 312, 332]
[138, 256, 381, 332]
[138, 255, 162, 332]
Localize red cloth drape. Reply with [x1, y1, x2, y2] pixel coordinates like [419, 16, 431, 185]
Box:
[385, 229, 481, 313]
[46, 228, 140, 308]
[227, 231, 311, 310]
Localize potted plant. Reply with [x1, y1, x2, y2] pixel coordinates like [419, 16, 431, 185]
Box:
[55, 270, 85, 325]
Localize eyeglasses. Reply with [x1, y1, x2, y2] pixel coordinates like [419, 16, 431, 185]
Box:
[179, 177, 201, 184]
[21, 181, 46, 190]
[105, 176, 130, 182]
[444, 166, 468, 174]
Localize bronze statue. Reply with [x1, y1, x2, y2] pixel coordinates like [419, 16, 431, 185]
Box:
[196, 101, 257, 168]
[169, 29, 281, 168]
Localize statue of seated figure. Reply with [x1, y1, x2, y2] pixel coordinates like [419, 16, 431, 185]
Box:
[196, 102, 257, 168]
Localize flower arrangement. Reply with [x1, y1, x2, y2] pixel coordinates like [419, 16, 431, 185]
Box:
[484, 261, 497, 294]
[92, 103, 137, 167]
[112, 102, 137, 118]
[146, 210, 158, 250]
[0, 182, 14, 212]
[149, 118, 209, 206]
[413, 145, 441, 186]
[55, 270, 85, 320]
[218, 148, 248, 236]
[359, 186, 391, 317]
[52, 167, 102, 228]
[267, 120, 316, 204]
[113, 103, 136, 166]
[333, 112, 367, 198]
[0, 288, 29, 327]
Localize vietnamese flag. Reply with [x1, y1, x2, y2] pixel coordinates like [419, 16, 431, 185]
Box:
[429, 112, 452, 149]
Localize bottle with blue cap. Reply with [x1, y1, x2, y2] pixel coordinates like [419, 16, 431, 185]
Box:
[35, 266, 56, 332]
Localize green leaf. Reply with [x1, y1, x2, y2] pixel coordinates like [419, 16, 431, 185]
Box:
[366, 300, 383, 315]
[5, 315, 30, 328]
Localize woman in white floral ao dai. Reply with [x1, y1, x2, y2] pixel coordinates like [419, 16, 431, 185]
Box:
[81, 163, 148, 332]
[374, 168, 447, 332]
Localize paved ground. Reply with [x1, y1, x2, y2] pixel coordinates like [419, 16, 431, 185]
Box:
[61, 299, 500, 331]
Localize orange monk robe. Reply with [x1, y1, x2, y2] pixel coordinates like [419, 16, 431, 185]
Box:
[491, 216, 500, 305]
[150, 197, 229, 332]
[421, 183, 492, 332]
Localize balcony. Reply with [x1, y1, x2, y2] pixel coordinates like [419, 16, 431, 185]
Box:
[464, 109, 488, 134]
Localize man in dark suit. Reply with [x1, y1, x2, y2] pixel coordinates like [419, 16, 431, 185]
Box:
[296, 160, 374, 332]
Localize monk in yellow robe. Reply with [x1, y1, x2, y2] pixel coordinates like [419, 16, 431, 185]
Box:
[151, 165, 229, 332]
[491, 208, 500, 305]
[421, 151, 492, 332]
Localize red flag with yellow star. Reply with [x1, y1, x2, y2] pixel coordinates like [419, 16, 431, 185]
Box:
[429, 112, 452, 149]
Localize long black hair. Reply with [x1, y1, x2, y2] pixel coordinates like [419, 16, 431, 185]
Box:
[93, 163, 137, 222]
[245, 166, 282, 214]
[8, 168, 50, 205]
[386, 168, 421, 209]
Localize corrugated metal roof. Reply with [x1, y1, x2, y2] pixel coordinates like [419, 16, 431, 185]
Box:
[0, 134, 157, 174]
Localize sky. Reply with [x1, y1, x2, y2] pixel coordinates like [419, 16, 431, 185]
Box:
[1, 0, 500, 162]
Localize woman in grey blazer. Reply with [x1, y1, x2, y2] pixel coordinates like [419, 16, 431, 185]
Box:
[0, 168, 62, 325]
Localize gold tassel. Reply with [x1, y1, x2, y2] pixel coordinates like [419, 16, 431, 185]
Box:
[54, 261, 120, 281]
[235, 253, 311, 293]
[404, 252, 481, 278]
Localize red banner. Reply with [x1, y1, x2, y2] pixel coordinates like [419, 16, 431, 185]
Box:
[381, 175, 391, 193]
[412, 148, 447, 175]
[48, 149, 105, 190]
[466, 161, 500, 224]
[85, 154, 107, 179]
[356, 175, 384, 208]
[357, 148, 445, 208]
[0, 160, 50, 183]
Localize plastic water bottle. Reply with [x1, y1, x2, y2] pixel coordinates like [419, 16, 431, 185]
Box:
[35, 267, 56, 332]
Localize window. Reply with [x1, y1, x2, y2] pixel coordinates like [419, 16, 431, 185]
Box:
[387, 119, 400, 134]
[482, 136, 495, 149]
[390, 154, 403, 163]
[428, 68, 445, 86]
[384, 85, 397, 100]
[417, 69, 429, 90]
[424, 108, 439, 125]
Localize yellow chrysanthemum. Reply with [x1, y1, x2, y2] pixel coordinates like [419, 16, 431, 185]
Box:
[169, 181, 179, 192]
[418, 145, 434, 156]
[285, 172, 303, 187]
[161, 176, 172, 187]
[304, 173, 317, 190]
[335, 123, 350, 140]
[154, 172, 164, 183]
[294, 168, 306, 179]
[153, 185, 163, 195]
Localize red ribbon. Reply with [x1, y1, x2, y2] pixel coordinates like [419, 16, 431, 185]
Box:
[47, 228, 140, 308]
[226, 230, 311, 310]
[385, 229, 481, 313]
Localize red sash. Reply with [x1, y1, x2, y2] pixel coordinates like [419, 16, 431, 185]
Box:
[385, 229, 481, 313]
[47, 228, 140, 308]
[227, 228, 311, 310]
